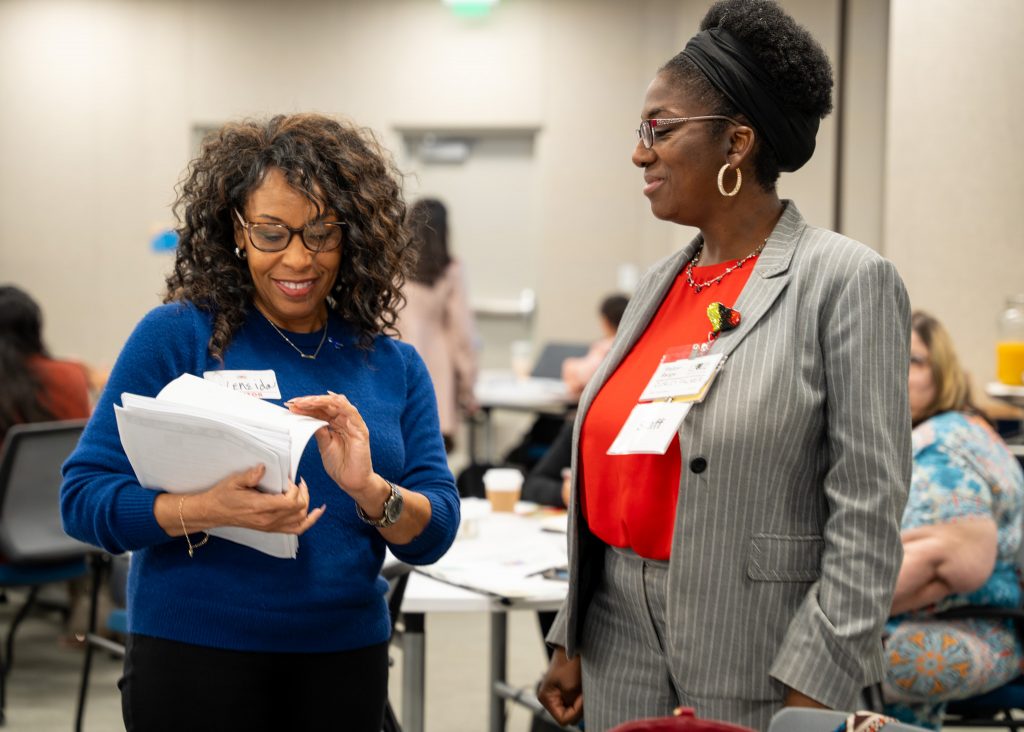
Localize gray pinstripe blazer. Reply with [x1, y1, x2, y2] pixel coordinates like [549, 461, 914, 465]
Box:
[549, 202, 911, 718]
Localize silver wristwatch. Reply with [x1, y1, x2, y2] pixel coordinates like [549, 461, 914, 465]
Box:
[356, 478, 403, 528]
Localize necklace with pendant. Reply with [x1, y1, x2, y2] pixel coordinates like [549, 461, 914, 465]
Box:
[260, 310, 329, 360]
[685, 237, 767, 294]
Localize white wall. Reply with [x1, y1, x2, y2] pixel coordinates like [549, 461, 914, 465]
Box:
[0, 0, 889, 376]
[885, 0, 1024, 398]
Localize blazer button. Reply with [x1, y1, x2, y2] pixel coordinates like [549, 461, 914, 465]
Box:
[689, 457, 708, 474]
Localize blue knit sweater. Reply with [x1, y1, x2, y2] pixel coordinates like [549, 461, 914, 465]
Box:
[61, 302, 460, 653]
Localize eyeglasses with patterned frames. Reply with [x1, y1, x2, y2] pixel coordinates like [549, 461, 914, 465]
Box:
[636, 115, 739, 149]
[233, 209, 344, 253]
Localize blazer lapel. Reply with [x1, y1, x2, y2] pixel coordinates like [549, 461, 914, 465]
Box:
[707, 201, 804, 360]
[570, 202, 807, 450]
[574, 240, 698, 425]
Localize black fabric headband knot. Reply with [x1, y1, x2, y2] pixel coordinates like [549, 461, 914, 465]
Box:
[681, 28, 820, 173]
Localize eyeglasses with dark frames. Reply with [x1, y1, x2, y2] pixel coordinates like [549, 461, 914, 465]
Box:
[233, 209, 344, 253]
[636, 115, 739, 149]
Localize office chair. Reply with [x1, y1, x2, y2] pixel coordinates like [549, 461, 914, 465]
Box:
[75, 555, 411, 732]
[0, 419, 93, 726]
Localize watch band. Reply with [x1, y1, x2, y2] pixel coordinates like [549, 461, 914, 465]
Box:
[356, 478, 402, 528]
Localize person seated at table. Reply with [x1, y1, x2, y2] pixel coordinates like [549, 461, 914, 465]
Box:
[523, 415, 574, 509]
[504, 294, 631, 474]
[882, 311, 1024, 729]
[0, 284, 91, 444]
[0, 284, 94, 643]
[395, 197, 479, 453]
[562, 293, 630, 399]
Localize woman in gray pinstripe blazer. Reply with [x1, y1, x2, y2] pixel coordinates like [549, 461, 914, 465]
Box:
[537, 2, 911, 730]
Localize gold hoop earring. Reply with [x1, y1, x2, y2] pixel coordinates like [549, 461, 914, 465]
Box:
[717, 164, 741, 197]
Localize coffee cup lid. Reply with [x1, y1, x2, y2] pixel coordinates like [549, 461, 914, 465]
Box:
[483, 468, 523, 491]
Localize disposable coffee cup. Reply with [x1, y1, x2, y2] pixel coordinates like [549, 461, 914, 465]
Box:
[483, 468, 523, 513]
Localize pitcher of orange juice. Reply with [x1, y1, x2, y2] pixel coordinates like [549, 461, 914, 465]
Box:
[997, 295, 1024, 386]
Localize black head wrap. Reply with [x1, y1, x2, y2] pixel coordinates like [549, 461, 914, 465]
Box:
[681, 28, 819, 173]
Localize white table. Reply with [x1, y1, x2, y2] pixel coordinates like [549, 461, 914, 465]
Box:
[397, 502, 569, 732]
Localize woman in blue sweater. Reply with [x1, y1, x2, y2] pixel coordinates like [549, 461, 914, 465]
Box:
[61, 113, 460, 731]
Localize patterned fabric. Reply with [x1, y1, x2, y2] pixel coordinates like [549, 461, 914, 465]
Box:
[882, 411, 1024, 728]
[902, 412, 1024, 611]
[884, 618, 1020, 729]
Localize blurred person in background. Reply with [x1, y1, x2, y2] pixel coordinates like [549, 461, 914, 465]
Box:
[561, 293, 630, 400]
[396, 197, 479, 453]
[0, 284, 90, 444]
[0, 284, 93, 644]
[882, 311, 1024, 729]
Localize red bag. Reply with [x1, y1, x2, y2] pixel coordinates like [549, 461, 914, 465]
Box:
[608, 707, 757, 732]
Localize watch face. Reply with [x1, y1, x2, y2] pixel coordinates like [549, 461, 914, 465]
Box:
[384, 487, 404, 524]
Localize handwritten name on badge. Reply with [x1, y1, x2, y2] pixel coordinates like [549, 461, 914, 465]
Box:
[607, 401, 692, 455]
[203, 370, 282, 400]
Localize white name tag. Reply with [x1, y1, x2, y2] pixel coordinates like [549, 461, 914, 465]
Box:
[203, 370, 282, 400]
[607, 401, 692, 455]
[638, 353, 725, 402]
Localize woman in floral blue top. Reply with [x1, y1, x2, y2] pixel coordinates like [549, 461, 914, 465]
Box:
[883, 311, 1024, 728]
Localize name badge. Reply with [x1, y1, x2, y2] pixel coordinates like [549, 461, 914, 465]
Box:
[607, 401, 692, 455]
[638, 353, 725, 403]
[203, 370, 282, 400]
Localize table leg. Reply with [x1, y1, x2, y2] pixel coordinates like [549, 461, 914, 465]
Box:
[468, 412, 480, 466]
[489, 611, 508, 732]
[483, 406, 494, 464]
[402, 612, 426, 732]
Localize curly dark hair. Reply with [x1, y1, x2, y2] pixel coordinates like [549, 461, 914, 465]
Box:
[165, 113, 411, 358]
[407, 198, 452, 287]
[660, 0, 833, 190]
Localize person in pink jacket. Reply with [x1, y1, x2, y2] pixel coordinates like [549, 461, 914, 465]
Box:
[396, 198, 479, 451]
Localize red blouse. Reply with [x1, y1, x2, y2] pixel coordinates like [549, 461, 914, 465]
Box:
[580, 256, 757, 559]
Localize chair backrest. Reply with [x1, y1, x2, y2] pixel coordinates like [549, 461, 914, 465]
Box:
[0, 419, 93, 562]
[768, 708, 928, 732]
[530, 342, 590, 379]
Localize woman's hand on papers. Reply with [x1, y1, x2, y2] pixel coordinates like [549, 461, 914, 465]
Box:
[285, 392, 377, 500]
[537, 646, 584, 725]
[160, 464, 326, 536]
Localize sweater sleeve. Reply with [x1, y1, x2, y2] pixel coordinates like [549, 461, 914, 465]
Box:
[60, 303, 207, 553]
[387, 343, 461, 565]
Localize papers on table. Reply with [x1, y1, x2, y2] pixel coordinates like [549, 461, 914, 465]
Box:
[416, 504, 568, 602]
[114, 374, 327, 558]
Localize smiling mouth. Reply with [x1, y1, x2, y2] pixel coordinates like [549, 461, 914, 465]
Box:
[643, 178, 664, 195]
[274, 279, 317, 297]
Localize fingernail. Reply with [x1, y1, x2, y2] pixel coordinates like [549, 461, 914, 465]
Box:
[327, 390, 338, 396]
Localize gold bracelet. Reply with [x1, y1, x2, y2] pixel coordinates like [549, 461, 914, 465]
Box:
[178, 495, 209, 558]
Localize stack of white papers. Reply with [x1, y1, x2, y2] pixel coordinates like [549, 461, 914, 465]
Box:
[114, 374, 327, 558]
